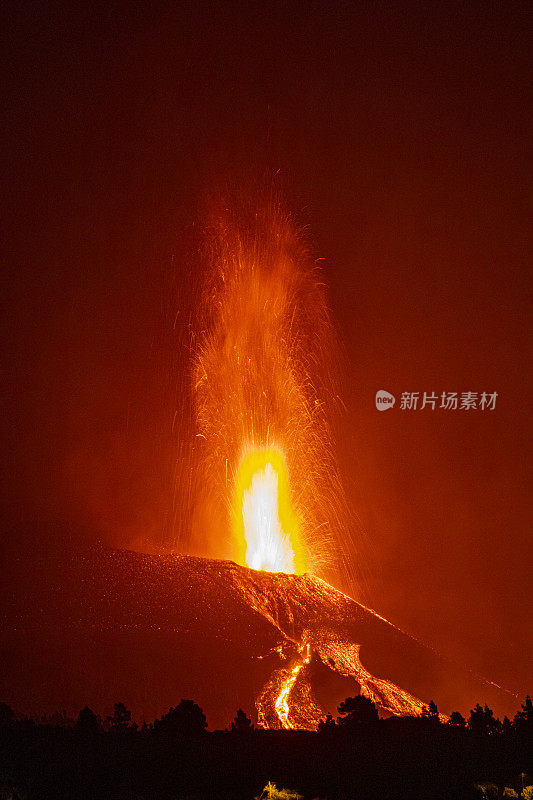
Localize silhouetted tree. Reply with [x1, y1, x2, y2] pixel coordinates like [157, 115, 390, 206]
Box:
[0, 702, 14, 727]
[76, 706, 100, 734]
[231, 708, 254, 732]
[337, 694, 379, 726]
[422, 700, 440, 722]
[449, 710, 466, 728]
[317, 712, 336, 732]
[501, 715, 512, 735]
[155, 699, 207, 736]
[468, 704, 500, 736]
[40, 711, 73, 727]
[514, 695, 533, 732]
[107, 701, 132, 730]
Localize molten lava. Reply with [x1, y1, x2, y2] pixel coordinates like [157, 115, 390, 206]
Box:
[191, 198, 366, 725]
[274, 642, 311, 728]
[232, 447, 306, 574]
[192, 199, 353, 580]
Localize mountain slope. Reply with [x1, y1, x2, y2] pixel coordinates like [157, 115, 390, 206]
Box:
[0, 538, 516, 728]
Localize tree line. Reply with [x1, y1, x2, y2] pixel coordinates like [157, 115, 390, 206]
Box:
[0, 694, 531, 799]
[2, 693, 530, 737]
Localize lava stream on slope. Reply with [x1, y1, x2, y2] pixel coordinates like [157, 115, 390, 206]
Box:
[0, 541, 518, 728]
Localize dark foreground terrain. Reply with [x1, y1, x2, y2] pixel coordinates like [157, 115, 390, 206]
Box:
[0, 710, 532, 800]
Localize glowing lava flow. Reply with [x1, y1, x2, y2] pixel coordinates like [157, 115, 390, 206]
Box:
[232, 569, 432, 729]
[274, 643, 311, 728]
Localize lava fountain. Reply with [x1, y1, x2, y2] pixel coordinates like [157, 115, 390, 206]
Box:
[233, 447, 306, 573]
[190, 197, 389, 730]
[193, 198, 349, 580]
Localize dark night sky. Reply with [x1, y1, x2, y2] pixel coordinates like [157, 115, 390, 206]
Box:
[2, 2, 532, 697]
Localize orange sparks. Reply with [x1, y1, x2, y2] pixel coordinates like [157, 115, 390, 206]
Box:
[193, 197, 351, 581]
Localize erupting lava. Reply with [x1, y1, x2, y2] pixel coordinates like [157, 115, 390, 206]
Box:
[191, 197, 434, 730]
[193, 198, 350, 580]
[191, 197, 359, 727]
[233, 447, 306, 574]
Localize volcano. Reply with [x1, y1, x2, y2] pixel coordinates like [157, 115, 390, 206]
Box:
[0, 531, 515, 729]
